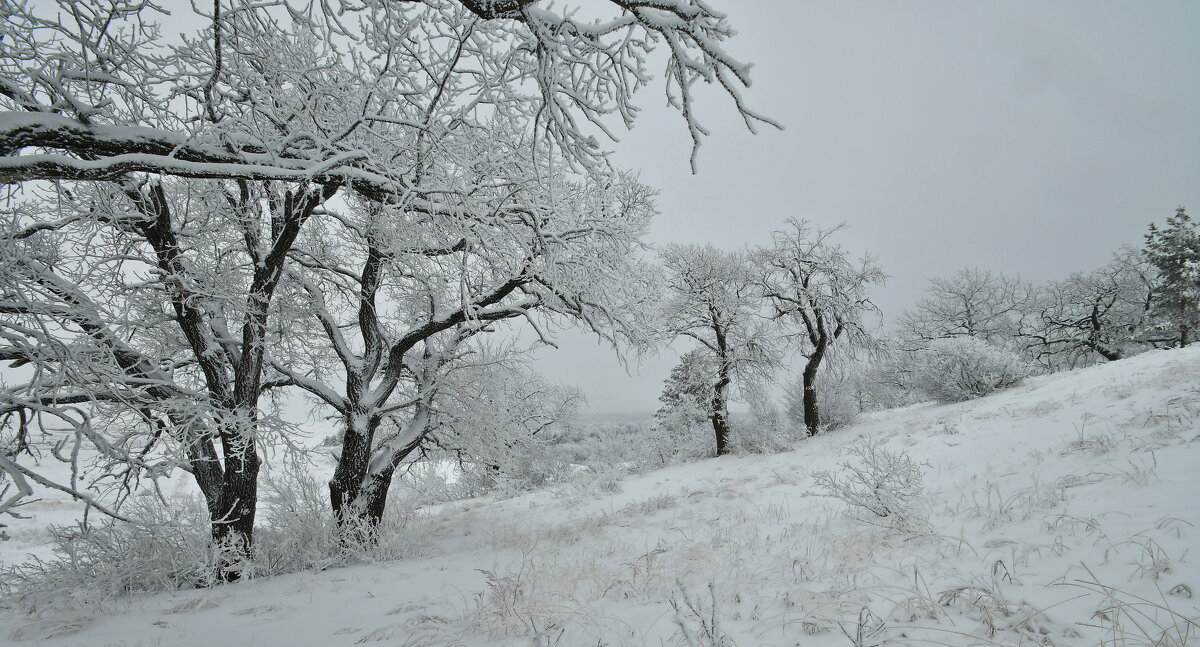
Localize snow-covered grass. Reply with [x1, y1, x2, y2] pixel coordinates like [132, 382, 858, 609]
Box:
[2, 346, 1199, 646]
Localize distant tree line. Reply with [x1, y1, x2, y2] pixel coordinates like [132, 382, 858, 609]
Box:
[653, 207, 1199, 453]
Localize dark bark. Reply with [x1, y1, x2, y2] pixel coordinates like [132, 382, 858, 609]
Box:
[801, 371, 819, 437]
[1086, 304, 1123, 361]
[180, 418, 225, 519]
[801, 338, 826, 436]
[320, 238, 527, 535]
[798, 307, 834, 435]
[124, 181, 334, 573]
[710, 382, 731, 456]
[329, 414, 376, 527]
[711, 324, 732, 456]
[359, 466, 397, 529]
[330, 413, 425, 544]
[209, 428, 260, 580]
[0, 114, 509, 210]
[374, 274, 528, 399]
[207, 186, 331, 570]
[458, 0, 535, 19]
[1180, 297, 1190, 347]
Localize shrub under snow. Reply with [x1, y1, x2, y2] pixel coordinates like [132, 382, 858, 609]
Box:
[814, 372, 863, 431]
[904, 336, 1034, 402]
[2, 468, 424, 610]
[813, 436, 929, 530]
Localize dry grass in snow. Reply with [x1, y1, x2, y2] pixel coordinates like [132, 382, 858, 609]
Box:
[2, 346, 1199, 646]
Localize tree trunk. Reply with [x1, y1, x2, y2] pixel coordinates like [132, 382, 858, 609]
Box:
[360, 467, 396, 530]
[184, 425, 225, 521]
[332, 469, 395, 546]
[802, 333, 829, 436]
[329, 413, 375, 528]
[209, 428, 260, 581]
[711, 360, 732, 456]
[1088, 304, 1122, 361]
[1180, 295, 1191, 347]
[330, 411, 424, 544]
[802, 367, 820, 436]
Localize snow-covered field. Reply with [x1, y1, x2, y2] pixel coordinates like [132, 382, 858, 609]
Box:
[3, 347, 1199, 646]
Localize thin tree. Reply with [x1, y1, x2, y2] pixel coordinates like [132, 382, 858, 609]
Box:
[659, 245, 778, 455]
[756, 220, 885, 435]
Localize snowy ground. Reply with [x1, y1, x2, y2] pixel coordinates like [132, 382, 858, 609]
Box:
[2, 346, 1199, 646]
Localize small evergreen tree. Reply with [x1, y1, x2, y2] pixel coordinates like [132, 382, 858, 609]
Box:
[653, 350, 717, 435]
[658, 245, 781, 455]
[1144, 207, 1200, 347]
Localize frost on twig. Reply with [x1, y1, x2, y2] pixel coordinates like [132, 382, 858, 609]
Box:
[813, 436, 930, 532]
[670, 581, 737, 647]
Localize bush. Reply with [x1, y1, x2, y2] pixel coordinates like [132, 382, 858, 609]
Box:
[3, 465, 423, 611]
[551, 419, 712, 470]
[813, 436, 929, 530]
[783, 363, 865, 433]
[649, 419, 718, 464]
[397, 420, 694, 503]
[728, 419, 791, 454]
[903, 337, 1034, 402]
[814, 373, 862, 431]
[2, 496, 218, 609]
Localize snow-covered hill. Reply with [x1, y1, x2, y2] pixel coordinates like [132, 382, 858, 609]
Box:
[4, 347, 1199, 646]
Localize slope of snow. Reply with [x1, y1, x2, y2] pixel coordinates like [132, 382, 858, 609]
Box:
[3, 347, 1199, 646]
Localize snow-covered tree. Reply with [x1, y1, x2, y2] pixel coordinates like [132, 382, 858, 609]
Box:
[654, 349, 717, 433]
[658, 245, 779, 455]
[0, 179, 310, 576]
[0, 0, 775, 183]
[429, 352, 583, 493]
[756, 220, 885, 435]
[899, 336, 1033, 403]
[899, 268, 1032, 349]
[272, 154, 658, 535]
[1143, 207, 1200, 347]
[0, 0, 770, 570]
[1022, 246, 1157, 368]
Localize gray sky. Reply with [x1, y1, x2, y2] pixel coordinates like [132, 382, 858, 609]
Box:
[534, 0, 1200, 414]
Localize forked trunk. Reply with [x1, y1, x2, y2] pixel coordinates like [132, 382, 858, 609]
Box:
[330, 409, 425, 544]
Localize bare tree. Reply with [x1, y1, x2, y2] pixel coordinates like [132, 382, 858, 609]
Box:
[1022, 247, 1157, 368]
[0, 175, 335, 576]
[0, 0, 770, 567]
[898, 268, 1032, 349]
[756, 220, 885, 435]
[424, 349, 583, 491]
[272, 158, 658, 535]
[658, 244, 778, 455]
[0, 0, 776, 185]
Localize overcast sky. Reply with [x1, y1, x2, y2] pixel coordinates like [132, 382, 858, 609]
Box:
[532, 0, 1200, 415]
